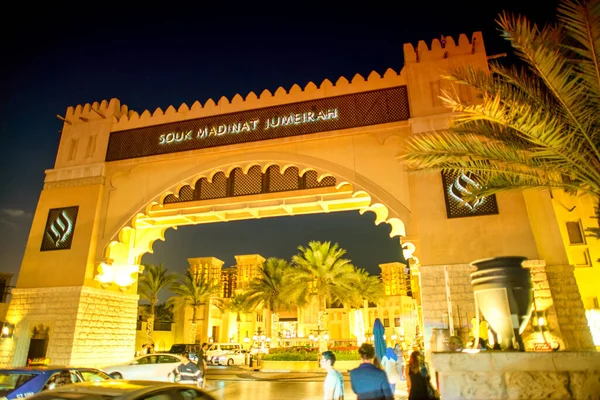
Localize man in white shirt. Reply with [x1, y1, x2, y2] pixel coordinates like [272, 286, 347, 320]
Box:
[320, 350, 344, 400]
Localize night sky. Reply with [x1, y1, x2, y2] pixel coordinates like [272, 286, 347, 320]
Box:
[0, 2, 559, 281]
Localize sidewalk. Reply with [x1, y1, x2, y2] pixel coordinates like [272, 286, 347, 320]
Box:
[233, 366, 408, 398]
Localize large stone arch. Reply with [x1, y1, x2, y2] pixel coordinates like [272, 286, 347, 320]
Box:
[101, 151, 411, 270]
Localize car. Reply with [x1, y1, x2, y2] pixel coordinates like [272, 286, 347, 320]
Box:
[204, 343, 242, 360]
[212, 349, 246, 366]
[25, 380, 216, 400]
[168, 344, 200, 363]
[102, 353, 185, 381]
[0, 366, 111, 399]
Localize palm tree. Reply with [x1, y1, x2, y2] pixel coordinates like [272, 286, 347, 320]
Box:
[287, 241, 357, 350]
[226, 292, 253, 343]
[154, 303, 175, 323]
[169, 269, 221, 343]
[400, 0, 600, 216]
[350, 268, 385, 310]
[138, 263, 177, 348]
[245, 257, 292, 347]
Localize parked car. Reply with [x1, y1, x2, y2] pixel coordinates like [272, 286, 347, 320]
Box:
[211, 349, 247, 366]
[0, 366, 111, 399]
[26, 380, 216, 400]
[168, 343, 200, 363]
[205, 343, 242, 361]
[102, 353, 184, 381]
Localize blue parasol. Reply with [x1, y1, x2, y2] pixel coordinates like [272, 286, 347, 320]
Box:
[373, 318, 386, 362]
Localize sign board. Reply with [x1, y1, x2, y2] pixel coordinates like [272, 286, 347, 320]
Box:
[106, 86, 410, 161]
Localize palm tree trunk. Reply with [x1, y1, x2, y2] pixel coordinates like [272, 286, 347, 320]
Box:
[270, 310, 279, 348]
[190, 305, 198, 344]
[317, 295, 327, 352]
[145, 301, 156, 348]
[236, 313, 241, 343]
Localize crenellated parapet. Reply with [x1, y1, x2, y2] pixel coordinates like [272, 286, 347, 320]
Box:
[109, 69, 406, 132]
[403, 31, 485, 64]
[63, 98, 128, 124]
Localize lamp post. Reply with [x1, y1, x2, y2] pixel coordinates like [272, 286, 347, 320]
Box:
[252, 327, 269, 370]
[309, 327, 329, 351]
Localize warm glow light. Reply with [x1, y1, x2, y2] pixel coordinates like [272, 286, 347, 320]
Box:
[95, 262, 140, 288]
[324, 334, 330, 341]
[391, 334, 398, 341]
[1, 326, 9, 337]
[586, 309, 600, 346]
[309, 334, 315, 341]
[462, 348, 481, 354]
[538, 317, 546, 327]
[244, 337, 250, 343]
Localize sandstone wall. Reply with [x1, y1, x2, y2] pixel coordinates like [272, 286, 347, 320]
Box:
[0, 286, 137, 368]
[432, 352, 600, 400]
[419, 264, 476, 347]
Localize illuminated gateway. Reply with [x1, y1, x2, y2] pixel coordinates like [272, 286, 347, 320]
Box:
[0, 32, 598, 370]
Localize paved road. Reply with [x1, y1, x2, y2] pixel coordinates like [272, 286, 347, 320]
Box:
[204, 366, 409, 399]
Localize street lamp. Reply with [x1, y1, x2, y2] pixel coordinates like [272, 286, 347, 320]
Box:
[251, 327, 269, 371]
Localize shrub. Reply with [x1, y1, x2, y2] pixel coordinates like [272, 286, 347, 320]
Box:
[261, 346, 361, 361]
[262, 351, 318, 361]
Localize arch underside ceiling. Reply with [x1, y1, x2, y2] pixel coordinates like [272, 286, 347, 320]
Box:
[104, 163, 406, 269]
[135, 184, 370, 229]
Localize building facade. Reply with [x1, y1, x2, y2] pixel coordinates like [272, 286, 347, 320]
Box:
[134, 255, 419, 353]
[0, 31, 598, 368]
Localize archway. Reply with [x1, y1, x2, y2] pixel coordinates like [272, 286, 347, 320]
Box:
[99, 160, 409, 284]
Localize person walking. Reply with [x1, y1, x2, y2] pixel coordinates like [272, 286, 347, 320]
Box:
[349, 343, 394, 400]
[393, 343, 406, 380]
[320, 351, 344, 400]
[198, 342, 209, 383]
[381, 347, 402, 394]
[406, 350, 439, 400]
[168, 351, 203, 388]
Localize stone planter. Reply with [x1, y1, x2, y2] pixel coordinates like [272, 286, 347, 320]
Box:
[470, 256, 533, 350]
[431, 351, 600, 400]
[261, 359, 361, 372]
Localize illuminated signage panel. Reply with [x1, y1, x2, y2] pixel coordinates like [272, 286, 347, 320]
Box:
[40, 206, 79, 251]
[106, 86, 409, 161]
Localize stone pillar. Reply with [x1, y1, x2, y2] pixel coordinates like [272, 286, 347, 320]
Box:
[419, 264, 476, 350]
[544, 264, 595, 350]
[522, 260, 594, 350]
[0, 286, 138, 368]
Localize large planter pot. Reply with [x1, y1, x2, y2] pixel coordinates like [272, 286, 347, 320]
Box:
[470, 256, 533, 351]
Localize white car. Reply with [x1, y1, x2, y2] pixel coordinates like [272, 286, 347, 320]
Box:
[212, 349, 246, 366]
[103, 353, 184, 381]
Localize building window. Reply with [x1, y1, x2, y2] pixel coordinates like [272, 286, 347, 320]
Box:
[394, 317, 401, 327]
[85, 135, 97, 158]
[431, 80, 442, 108]
[383, 318, 389, 327]
[256, 314, 263, 322]
[566, 221, 586, 245]
[68, 138, 78, 161]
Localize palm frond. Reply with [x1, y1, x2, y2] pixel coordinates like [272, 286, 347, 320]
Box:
[498, 10, 600, 161]
[558, 0, 600, 105]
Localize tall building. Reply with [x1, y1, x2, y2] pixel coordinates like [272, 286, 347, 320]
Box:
[187, 257, 223, 286]
[234, 254, 265, 291]
[380, 262, 411, 296]
[220, 267, 237, 298]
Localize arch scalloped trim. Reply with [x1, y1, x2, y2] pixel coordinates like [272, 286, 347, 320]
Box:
[105, 162, 406, 266]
